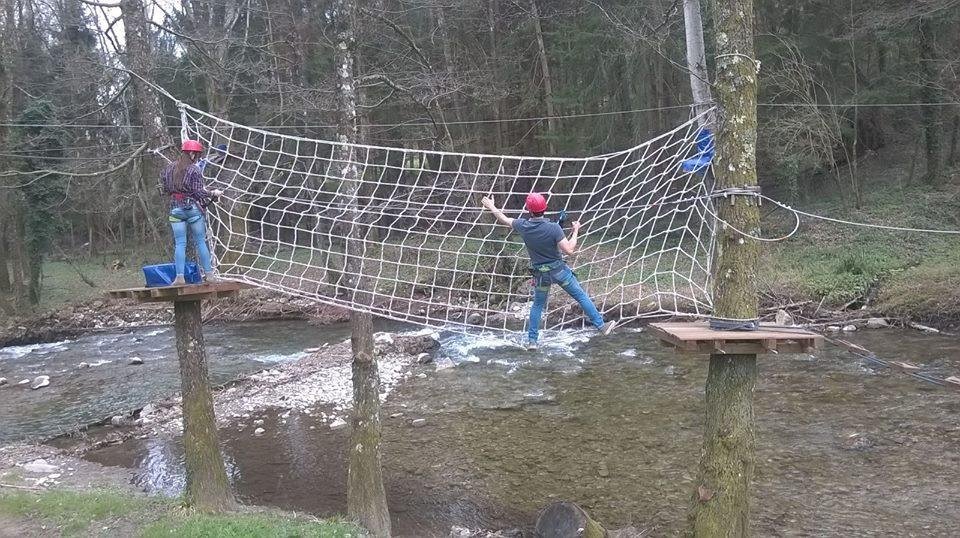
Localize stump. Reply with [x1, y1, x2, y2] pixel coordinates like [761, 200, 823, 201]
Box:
[535, 502, 607, 538]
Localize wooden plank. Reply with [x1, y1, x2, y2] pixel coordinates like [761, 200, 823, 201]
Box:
[106, 281, 254, 304]
[649, 321, 822, 356]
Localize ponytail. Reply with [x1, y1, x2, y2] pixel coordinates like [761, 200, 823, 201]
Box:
[172, 153, 194, 191]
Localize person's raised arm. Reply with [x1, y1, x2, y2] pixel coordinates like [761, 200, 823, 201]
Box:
[558, 221, 581, 255]
[481, 196, 514, 227]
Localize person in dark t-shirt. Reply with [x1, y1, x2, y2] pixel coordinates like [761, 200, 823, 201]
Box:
[481, 193, 617, 349]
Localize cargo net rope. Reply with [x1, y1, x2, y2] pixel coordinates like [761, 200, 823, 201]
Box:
[182, 103, 718, 334]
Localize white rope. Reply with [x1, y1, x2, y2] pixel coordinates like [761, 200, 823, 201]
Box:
[763, 195, 960, 235]
[707, 192, 960, 241]
[180, 103, 719, 333]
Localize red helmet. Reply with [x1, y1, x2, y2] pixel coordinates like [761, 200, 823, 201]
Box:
[525, 192, 547, 213]
[181, 140, 203, 153]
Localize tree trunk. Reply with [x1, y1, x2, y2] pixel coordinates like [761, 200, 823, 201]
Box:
[333, 0, 391, 535]
[0, 224, 10, 293]
[918, 19, 943, 183]
[347, 309, 391, 536]
[487, 0, 504, 152]
[119, 0, 174, 217]
[689, 0, 761, 535]
[529, 0, 557, 155]
[26, 244, 41, 305]
[683, 0, 715, 129]
[948, 113, 959, 166]
[173, 300, 234, 511]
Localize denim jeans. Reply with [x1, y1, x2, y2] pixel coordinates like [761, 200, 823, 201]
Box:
[169, 205, 213, 275]
[528, 263, 604, 342]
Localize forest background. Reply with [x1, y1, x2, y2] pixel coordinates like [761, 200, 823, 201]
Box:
[1, 0, 958, 324]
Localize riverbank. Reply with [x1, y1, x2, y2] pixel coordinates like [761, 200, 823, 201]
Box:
[0, 287, 350, 348]
[0, 443, 358, 537]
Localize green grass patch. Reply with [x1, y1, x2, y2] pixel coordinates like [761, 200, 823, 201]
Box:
[760, 175, 960, 315]
[0, 490, 361, 538]
[142, 512, 360, 538]
[0, 489, 159, 536]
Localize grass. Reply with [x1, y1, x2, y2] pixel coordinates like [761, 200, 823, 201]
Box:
[0, 489, 361, 537]
[142, 513, 360, 537]
[0, 490, 157, 536]
[760, 175, 960, 318]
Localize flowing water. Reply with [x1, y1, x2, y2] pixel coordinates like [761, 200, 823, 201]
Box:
[81, 327, 960, 536]
[0, 320, 354, 444]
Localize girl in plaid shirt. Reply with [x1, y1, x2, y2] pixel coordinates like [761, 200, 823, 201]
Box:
[160, 140, 223, 285]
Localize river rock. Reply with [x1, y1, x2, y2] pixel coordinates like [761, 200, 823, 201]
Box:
[254, 427, 266, 436]
[598, 461, 610, 478]
[21, 459, 59, 474]
[826, 325, 841, 332]
[0, 377, 7, 387]
[842, 324, 857, 332]
[31, 376, 50, 390]
[467, 312, 483, 325]
[866, 318, 889, 329]
[411, 418, 427, 428]
[18, 379, 30, 386]
[111, 415, 129, 427]
[375, 332, 440, 356]
[329, 418, 348, 430]
[416, 352, 433, 364]
[128, 357, 144, 365]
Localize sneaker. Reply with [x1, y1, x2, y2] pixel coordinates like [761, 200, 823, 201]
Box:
[171, 275, 186, 286]
[203, 273, 222, 284]
[599, 320, 618, 336]
[524, 339, 539, 351]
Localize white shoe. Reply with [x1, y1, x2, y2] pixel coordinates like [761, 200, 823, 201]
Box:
[524, 339, 539, 351]
[171, 275, 186, 286]
[203, 273, 222, 284]
[600, 320, 618, 336]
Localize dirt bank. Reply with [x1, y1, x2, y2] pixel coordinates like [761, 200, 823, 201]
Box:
[0, 288, 350, 348]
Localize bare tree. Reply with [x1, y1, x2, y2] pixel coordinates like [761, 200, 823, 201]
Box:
[333, 0, 391, 535]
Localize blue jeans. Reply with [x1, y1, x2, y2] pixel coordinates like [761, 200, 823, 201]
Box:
[528, 263, 604, 342]
[169, 205, 213, 275]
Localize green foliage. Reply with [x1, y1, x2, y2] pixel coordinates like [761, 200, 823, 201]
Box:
[12, 100, 66, 304]
[0, 490, 158, 536]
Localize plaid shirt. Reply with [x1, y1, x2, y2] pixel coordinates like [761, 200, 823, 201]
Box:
[161, 162, 212, 210]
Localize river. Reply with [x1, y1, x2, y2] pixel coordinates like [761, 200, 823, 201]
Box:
[3, 322, 959, 535]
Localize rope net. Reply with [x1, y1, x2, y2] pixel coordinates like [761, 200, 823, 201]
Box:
[182, 104, 718, 334]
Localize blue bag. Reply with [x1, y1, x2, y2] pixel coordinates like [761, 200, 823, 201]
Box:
[681, 128, 715, 174]
[143, 262, 202, 287]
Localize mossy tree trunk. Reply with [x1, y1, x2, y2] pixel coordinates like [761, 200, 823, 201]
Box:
[918, 18, 943, 183]
[688, 0, 761, 535]
[174, 300, 234, 512]
[332, 0, 392, 536]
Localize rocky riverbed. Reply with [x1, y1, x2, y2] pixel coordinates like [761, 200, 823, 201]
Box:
[49, 330, 440, 455]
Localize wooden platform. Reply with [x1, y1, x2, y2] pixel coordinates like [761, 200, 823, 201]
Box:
[648, 322, 822, 355]
[106, 281, 254, 303]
